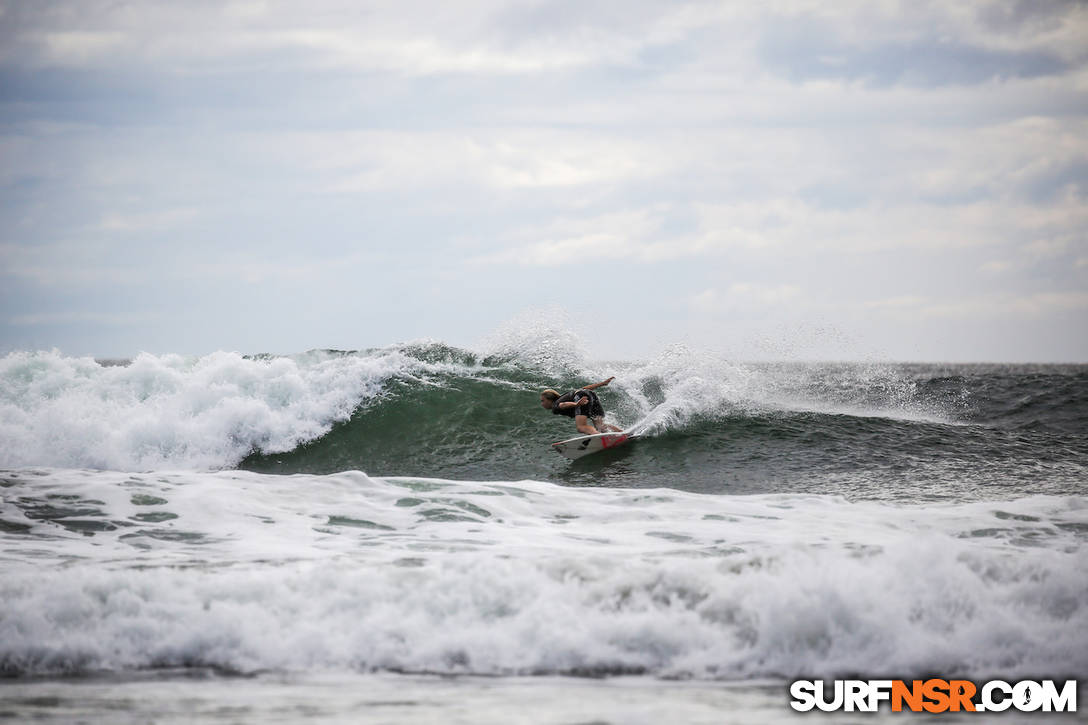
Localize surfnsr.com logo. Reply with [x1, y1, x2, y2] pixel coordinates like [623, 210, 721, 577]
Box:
[789, 679, 1077, 713]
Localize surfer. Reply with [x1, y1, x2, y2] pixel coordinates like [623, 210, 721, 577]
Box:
[540, 377, 623, 436]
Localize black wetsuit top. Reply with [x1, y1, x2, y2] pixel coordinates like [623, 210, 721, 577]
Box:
[552, 389, 605, 419]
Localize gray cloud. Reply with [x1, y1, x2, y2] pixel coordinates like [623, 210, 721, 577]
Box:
[0, 0, 1086, 361]
[760, 32, 1071, 87]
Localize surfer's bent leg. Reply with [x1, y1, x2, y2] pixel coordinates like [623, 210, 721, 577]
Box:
[593, 416, 622, 433]
[575, 414, 599, 436]
[585, 393, 619, 432]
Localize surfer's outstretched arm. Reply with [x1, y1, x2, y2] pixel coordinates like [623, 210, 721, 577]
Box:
[583, 376, 615, 391]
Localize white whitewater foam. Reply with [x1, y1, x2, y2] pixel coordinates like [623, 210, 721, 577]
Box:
[0, 349, 486, 471]
[1, 470, 1085, 679]
[613, 345, 953, 435]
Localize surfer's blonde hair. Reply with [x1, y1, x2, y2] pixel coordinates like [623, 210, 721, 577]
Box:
[540, 389, 560, 401]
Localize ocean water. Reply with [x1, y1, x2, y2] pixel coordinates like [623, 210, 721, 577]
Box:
[1, 337, 1085, 723]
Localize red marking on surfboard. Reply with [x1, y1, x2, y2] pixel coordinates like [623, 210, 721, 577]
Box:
[600, 433, 629, 449]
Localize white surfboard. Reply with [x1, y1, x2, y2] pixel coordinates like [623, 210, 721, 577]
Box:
[551, 431, 635, 460]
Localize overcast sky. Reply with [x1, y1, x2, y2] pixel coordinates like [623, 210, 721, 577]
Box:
[1, 0, 1086, 362]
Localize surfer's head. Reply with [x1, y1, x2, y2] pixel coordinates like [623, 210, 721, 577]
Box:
[540, 389, 560, 409]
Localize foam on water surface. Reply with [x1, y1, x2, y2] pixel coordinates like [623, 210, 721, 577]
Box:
[0, 674, 836, 725]
[2, 469, 1085, 680]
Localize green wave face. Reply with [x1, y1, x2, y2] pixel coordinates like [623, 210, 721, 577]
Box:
[238, 351, 1088, 502]
[2, 345, 1083, 501]
[241, 372, 560, 480]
